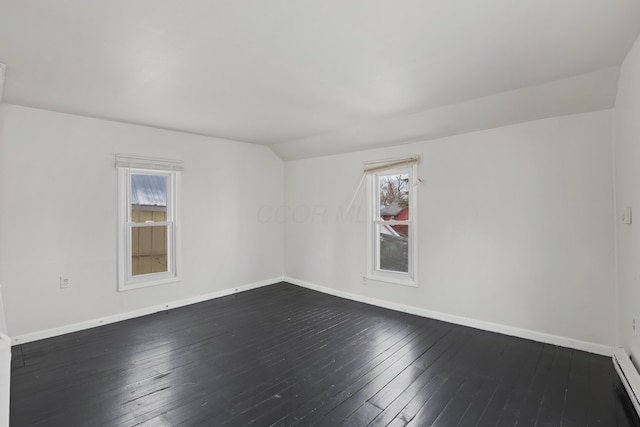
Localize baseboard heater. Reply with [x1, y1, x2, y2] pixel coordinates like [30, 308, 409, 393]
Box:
[613, 348, 640, 418]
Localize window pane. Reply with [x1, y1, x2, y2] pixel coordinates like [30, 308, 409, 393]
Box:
[131, 225, 168, 276]
[379, 224, 409, 273]
[131, 174, 167, 222]
[379, 173, 409, 221]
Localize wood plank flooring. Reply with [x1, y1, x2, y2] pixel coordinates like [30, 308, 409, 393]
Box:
[10, 282, 640, 426]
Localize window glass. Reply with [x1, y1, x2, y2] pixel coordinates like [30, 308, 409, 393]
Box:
[378, 224, 409, 273]
[378, 173, 409, 221]
[129, 173, 170, 276]
[130, 174, 167, 222]
[131, 225, 169, 276]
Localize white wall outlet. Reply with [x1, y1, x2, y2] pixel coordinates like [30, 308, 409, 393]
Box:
[59, 276, 71, 289]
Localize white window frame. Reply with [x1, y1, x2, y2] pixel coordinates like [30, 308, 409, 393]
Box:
[366, 161, 418, 287]
[116, 155, 182, 291]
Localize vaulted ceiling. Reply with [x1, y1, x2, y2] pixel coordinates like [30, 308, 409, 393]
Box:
[1, 1, 639, 159]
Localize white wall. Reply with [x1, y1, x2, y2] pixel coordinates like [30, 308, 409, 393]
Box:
[0, 104, 284, 338]
[284, 110, 616, 350]
[0, 100, 622, 353]
[614, 33, 640, 363]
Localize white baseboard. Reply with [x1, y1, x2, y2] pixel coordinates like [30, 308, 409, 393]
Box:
[284, 276, 612, 357]
[11, 277, 283, 345]
[11, 276, 613, 357]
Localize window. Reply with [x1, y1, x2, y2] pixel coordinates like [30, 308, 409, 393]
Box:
[366, 157, 418, 286]
[116, 155, 182, 291]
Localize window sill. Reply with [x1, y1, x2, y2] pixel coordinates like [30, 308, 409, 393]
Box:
[364, 274, 418, 288]
[119, 275, 181, 292]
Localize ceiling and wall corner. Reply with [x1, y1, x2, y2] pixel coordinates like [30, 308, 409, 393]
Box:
[0, 1, 639, 160]
[271, 66, 622, 160]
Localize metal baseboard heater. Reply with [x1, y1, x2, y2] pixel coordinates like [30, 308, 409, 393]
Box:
[613, 348, 640, 418]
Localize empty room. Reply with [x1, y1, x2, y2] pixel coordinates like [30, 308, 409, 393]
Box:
[2, 1, 640, 426]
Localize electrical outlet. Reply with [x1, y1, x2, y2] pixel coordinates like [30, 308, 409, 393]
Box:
[633, 317, 637, 334]
[59, 277, 71, 289]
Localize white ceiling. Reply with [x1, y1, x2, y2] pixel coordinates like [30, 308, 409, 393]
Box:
[1, 1, 639, 160]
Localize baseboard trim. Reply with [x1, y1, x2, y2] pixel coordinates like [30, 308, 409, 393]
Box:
[284, 276, 612, 357]
[11, 277, 283, 345]
[12, 276, 612, 357]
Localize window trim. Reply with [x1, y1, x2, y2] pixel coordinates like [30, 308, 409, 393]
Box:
[117, 159, 182, 291]
[366, 162, 418, 287]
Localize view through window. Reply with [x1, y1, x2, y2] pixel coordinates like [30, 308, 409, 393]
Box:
[377, 172, 410, 273]
[130, 174, 169, 276]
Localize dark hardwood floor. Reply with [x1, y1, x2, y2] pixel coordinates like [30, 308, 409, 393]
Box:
[10, 282, 640, 426]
